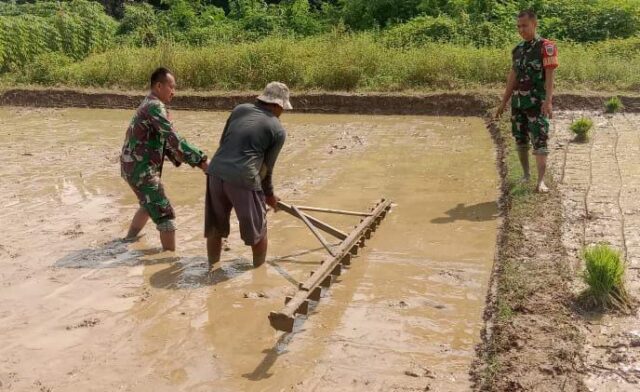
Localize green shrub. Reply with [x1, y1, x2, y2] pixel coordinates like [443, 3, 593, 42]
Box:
[340, 0, 422, 30]
[183, 22, 244, 46]
[279, 0, 325, 36]
[5, 29, 640, 92]
[570, 117, 594, 141]
[17, 52, 73, 85]
[383, 16, 459, 48]
[579, 244, 631, 311]
[306, 35, 385, 91]
[605, 96, 624, 113]
[117, 3, 160, 47]
[541, 0, 640, 42]
[467, 21, 518, 47]
[0, 0, 116, 71]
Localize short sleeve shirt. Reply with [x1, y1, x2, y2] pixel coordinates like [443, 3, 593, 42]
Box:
[208, 103, 287, 195]
[511, 36, 558, 110]
[120, 94, 206, 183]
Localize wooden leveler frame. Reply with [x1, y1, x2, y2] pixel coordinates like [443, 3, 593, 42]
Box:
[268, 199, 393, 332]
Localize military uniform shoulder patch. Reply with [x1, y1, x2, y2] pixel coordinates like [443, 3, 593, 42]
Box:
[545, 44, 555, 56]
[541, 39, 558, 68]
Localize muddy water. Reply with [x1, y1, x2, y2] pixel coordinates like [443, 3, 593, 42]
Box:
[0, 107, 498, 391]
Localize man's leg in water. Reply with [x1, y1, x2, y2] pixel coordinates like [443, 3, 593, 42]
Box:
[229, 184, 268, 269]
[251, 232, 268, 268]
[204, 176, 232, 268]
[207, 234, 223, 266]
[132, 178, 178, 250]
[126, 205, 176, 251]
[159, 230, 176, 251]
[126, 207, 149, 239]
[155, 219, 177, 251]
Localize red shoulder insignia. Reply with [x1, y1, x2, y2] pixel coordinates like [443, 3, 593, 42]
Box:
[542, 39, 557, 57]
[545, 44, 555, 56]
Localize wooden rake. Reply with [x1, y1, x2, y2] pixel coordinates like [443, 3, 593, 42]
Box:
[268, 199, 393, 332]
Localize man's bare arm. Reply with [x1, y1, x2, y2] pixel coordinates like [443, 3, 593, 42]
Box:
[542, 68, 555, 118]
[496, 69, 516, 119]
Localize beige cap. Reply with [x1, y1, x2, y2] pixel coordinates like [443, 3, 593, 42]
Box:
[257, 82, 293, 110]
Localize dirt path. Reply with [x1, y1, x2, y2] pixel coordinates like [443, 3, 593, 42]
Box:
[0, 108, 498, 391]
[550, 112, 640, 390]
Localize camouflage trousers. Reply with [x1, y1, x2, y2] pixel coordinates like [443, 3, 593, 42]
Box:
[126, 175, 176, 231]
[511, 107, 550, 155]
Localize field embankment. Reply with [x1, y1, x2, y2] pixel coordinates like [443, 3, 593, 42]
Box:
[476, 108, 640, 391]
[3, 88, 640, 116]
[474, 116, 585, 391]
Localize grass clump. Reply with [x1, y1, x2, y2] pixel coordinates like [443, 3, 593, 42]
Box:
[579, 244, 631, 312]
[5, 35, 640, 92]
[605, 96, 624, 113]
[570, 117, 594, 142]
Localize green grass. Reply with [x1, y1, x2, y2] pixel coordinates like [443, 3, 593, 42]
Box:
[570, 117, 594, 141]
[579, 244, 631, 312]
[3, 34, 640, 92]
[503, 121, 539, 199]
[605, 96, 625, 113]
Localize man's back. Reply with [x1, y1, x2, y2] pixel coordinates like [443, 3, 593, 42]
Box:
[209, 103, 286, 194]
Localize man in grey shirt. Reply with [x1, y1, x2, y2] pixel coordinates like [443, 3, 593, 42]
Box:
[205, 82, 291, 268]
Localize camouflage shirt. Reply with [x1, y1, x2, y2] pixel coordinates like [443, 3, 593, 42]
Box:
[120, 94, 207, 183]
[511, 36, 558, 110]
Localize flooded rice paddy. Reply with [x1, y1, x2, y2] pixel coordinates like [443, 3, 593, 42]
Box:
[0, 107, 498, 391]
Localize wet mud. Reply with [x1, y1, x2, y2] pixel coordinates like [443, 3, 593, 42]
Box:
[550, 112, 640, 391]
[0, 108, 498, 391]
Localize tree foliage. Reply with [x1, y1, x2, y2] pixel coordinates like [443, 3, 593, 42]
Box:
[0, 0, 116, 71]
[2, 0, 640, 73]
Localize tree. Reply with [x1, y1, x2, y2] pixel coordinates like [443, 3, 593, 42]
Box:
[340, 0, 422, 30]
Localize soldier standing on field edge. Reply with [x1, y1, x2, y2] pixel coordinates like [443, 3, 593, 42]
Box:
[496, 9, 559, 193]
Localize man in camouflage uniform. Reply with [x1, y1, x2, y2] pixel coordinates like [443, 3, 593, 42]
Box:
[121, 67, 208, 251]
[496, 9, 558, 193]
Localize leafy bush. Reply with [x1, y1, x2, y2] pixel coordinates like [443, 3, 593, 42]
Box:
[579, 244, 631, 311]
[384, 16, 459, 48]
[279, 0, 324, 36]
[183, 22, 244, 46]
[228, 0, 279, 38]
[570, 117, 594, 141]
[9, 32, 640, 92]
[117, 3, 160, 46]
[0, 0, 116, 71]
[17, 52, 73, 85]
[340, 0, 422, 30]
[541, 0, 640, 42]
[4, 0, 640, 92]
[467, 20, 518, 47]
[605, 96, 624, 113]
